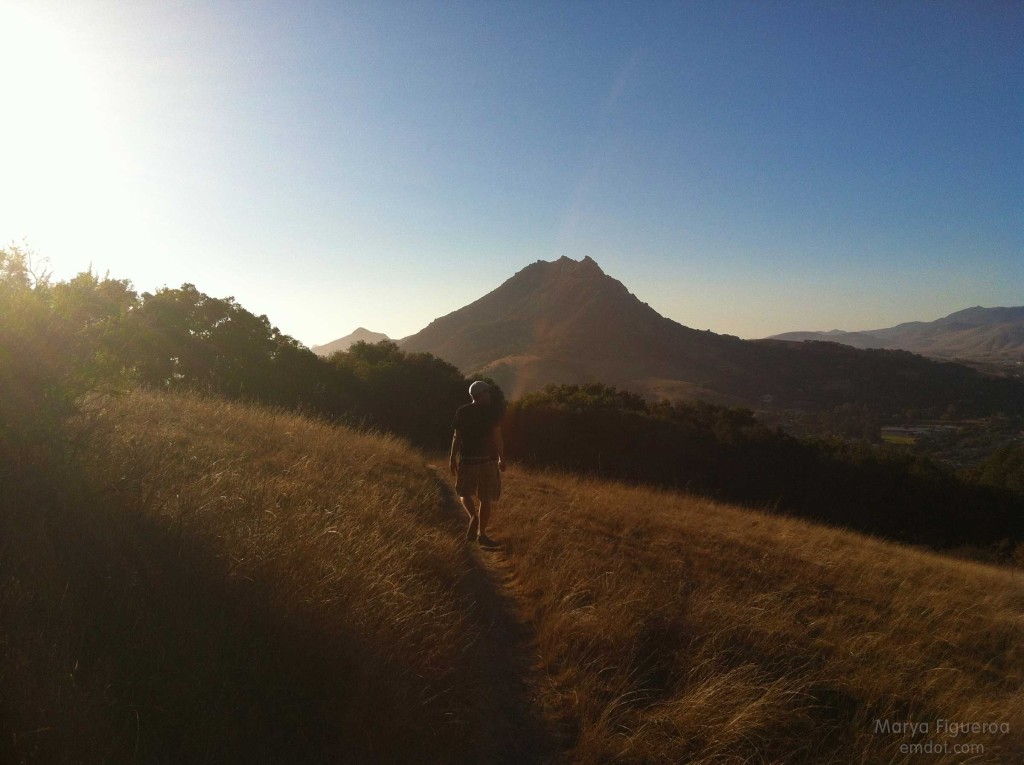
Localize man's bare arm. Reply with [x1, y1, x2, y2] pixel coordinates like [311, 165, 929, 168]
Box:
[449, 430, 461, 475]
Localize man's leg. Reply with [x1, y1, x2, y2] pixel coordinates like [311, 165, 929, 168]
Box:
[477, 463, 501, 545]
[460, 495, 479, 539]
[478, 498, 492, 538]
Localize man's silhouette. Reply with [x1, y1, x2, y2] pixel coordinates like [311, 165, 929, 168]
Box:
[449, 380, 505, 546]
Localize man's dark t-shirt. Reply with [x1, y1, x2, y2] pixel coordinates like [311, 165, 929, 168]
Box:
[453, 403, 497, 460]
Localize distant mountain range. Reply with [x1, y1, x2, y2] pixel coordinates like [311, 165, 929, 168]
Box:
[393, 257, 1022, 414]
[314, 257, 1021, 414]
[311, 327, 389, 356]
[769, 306, 1024, 362]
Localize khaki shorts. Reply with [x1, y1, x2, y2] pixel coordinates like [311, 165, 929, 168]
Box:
[456, 460, 502, 501]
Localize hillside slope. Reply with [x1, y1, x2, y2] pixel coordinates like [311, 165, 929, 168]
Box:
[771, 306, 1024, 362]
[0, 391, 554, 764]
[491, 469, 1024, 763]
[3, 391, 1022, 763]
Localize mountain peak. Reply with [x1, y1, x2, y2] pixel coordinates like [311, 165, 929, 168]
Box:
[552, 255, 604, 275]
[311, 327, 389, 356]
[399, 255, 698, 397]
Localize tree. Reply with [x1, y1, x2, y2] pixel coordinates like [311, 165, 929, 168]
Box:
[0, 247, 131, 464]
[978, 444, 1024, 494]
[327, 340, 469, 448]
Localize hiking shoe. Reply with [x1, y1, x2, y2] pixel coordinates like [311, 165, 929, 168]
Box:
[466, 517, 479, 541]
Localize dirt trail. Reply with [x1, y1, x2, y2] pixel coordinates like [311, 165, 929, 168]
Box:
[431, 467, 564, 765]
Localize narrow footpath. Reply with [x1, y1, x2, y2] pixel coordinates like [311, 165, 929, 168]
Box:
[431, 466, 564, 765]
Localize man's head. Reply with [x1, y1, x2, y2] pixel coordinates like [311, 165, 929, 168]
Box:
[468, 380, 491, 403]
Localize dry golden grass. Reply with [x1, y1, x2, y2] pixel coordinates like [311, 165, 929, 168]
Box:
[1, 389, 551, 763]
[494, 469, 1024, 763]
[5, 388, 1023, 763]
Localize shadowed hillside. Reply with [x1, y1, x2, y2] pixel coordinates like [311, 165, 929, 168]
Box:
[0, 391, 555, 764]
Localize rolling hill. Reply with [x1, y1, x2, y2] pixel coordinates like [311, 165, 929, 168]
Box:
[398, 256, 1023, 415]
[770, 306, 1024, 362]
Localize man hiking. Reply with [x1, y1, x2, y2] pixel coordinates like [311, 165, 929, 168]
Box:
[449, 380, 506, 546]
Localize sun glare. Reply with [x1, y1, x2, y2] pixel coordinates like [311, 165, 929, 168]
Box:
[0, 5, 143, 273]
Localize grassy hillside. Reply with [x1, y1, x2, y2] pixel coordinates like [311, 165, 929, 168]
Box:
[1, 390, 552, 763]
[3, 389, 1022, 763]
[493, 471, 1024, 763]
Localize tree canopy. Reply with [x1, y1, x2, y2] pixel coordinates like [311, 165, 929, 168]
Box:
[0, 248, 472, 451]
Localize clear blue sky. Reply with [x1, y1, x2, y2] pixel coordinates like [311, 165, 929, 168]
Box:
[2, 1, 1021, 344]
